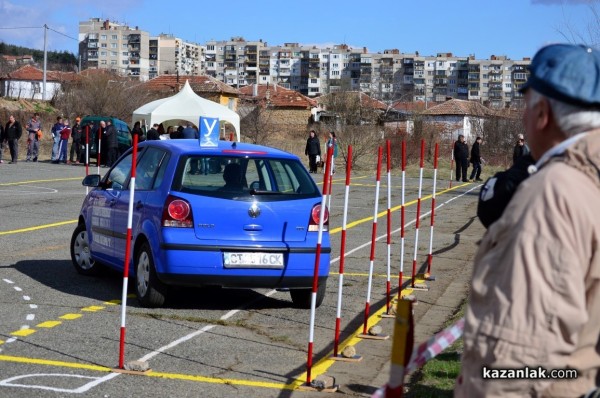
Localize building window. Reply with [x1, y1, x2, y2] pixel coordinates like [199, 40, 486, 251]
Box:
[111, 35, 117, 40]
[332, 71, 340, 76]
[101, 60, 107, 65]
[111, 43, 117, 48]
[310, 78, 317, 84]
[122, 60, 129, 65]
[111, 51, 117, 57]
[100, 51, 107, 56]
[122, 52, 128, 56]
[100, 34, 107, 40]
[122, 35, 128, 40]
[514, 72, 527, 80]
[207, 45, 215, 51]
[505, 83, 512, 89]
[101, 43, 107, 48]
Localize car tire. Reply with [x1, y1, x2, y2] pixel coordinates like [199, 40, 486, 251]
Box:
[70, 223, 101, 276]
[290, 279, 327, 309]
[135, 242, 167, 307]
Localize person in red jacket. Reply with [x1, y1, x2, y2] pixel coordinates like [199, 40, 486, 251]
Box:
[56, 119, 71, 164]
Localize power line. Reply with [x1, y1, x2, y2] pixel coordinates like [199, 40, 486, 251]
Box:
[46, 26, 78, 42]
[1, 25, 78, 42]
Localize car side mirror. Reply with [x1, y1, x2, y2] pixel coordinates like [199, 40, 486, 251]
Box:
[82, 174, 101, 187]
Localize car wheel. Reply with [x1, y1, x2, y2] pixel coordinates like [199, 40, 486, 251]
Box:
[70, 223, 100, 275]
[290, 279, 327, 309]
[135, 242, 167, 307]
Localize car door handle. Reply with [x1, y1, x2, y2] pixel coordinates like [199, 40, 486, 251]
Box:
[135, 201, 144, 210]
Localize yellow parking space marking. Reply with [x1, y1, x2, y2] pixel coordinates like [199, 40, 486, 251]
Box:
[82, 306, 105, 312]
[0, 339, 4, 345]
[11, 329, 36, 337]
[0, 220, 78, 236]
[36, 321, 62, 328]
[0, 354, 110, 372]
[0, 177, 82, 187]
[148, 371, 292, 390]
[60, 313, 82, 320]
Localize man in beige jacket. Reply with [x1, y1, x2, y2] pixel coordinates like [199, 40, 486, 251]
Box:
[455, 44, 600, 397]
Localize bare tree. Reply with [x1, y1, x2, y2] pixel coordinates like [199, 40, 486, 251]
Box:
[238, 97, 275, 145]
[557, 0, 600, 47]
[53, 72, 153, 123]
[317, 91, 384, 169]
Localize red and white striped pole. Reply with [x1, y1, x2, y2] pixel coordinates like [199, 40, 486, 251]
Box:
[97, 126, 102, 174]
[385, 140, 392, 314]
[306, 146, 333, 385]
[333, 145, 352, 358]
[118, 133, 139, 369]
[426, 143, 439, 278]
[361, 146, 383, 335]
[411, 139, 425, 289]
[398, 140, 406, 299]
[85, 125, 90, 194]
[449, 141, 454, 189]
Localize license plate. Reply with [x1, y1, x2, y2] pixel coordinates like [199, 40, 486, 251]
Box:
[223, 252, 284, 269]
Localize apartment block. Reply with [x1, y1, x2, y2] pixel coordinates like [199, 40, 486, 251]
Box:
[78, 18, 531, 108]
[79, 18, 202, 81]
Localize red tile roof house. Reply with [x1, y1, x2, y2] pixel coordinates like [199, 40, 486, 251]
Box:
[140, 74, 240, 110]
[0, 65, 76, 100]
[420, 98, 495, 142]
[238, 84, 316, 145]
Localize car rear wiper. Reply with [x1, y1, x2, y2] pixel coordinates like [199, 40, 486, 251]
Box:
[250, 189, 285, 195]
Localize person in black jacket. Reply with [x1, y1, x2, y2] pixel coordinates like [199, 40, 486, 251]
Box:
[69, 117, 83, 164]
[453, 134, 469, 182]
[0, 117, 5, 164]
[468, 136, 483, 181]
[304, 130, 321, 173]
[5, 115, 22, 164]
[146, 123, 159, 140]
[103, 120, 118, 167]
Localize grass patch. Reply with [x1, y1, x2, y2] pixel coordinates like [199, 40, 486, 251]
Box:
[406, 299, 466, 397]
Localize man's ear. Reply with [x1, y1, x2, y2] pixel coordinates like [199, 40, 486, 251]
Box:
[535, 97, 551, 131]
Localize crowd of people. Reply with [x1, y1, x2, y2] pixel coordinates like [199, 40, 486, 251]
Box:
[0, 116, 200, 166]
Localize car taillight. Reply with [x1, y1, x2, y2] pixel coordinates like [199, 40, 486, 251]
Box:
[308, 204, 329, 232]
[162, 195, 193, 228]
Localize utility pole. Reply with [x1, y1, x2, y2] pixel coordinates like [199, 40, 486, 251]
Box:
[43, 24, 48, 101]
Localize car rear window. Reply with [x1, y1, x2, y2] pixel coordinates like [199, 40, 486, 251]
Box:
[172, 156, 320, 201]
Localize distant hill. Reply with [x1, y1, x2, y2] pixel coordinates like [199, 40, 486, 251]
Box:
[0, 42, 77, 71]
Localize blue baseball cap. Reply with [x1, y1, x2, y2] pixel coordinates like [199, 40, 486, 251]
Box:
[519, 44, 600, 108]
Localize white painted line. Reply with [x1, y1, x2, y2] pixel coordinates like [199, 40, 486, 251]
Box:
[23, 296, 31, 301]
[13, 286, 22, 292]
[3, 279, 14, 284]
[0, 373, 116, 394]
[26, 314, 35, 321]
[29, 304, 37, 309]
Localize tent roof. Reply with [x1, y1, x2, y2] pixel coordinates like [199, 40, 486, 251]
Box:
[132, 80, 240, 141]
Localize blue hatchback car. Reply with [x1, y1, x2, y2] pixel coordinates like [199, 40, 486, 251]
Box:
[70, 140, 331, 308]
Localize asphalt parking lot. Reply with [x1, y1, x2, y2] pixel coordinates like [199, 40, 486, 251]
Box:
[0, 159, 484, 397]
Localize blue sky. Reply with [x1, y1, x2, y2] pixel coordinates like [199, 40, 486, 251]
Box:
[0, 0, 596, 60]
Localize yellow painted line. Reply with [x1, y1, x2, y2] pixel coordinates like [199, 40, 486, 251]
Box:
[0, 340, 4, 345]
[36, 321, 62, 328]
[0, 177, 82, 186]
[331, 271, 411, 280]
[105, 300, 120, 305]
[0, 354, 110, 372]
[147, 371, 291, 390]
[0, 220, 78, 236]
[11, 329, 36, 337]
[329, 182, 469, 235]
[60, 313, 82, 320]
[82, 306, 105, 312]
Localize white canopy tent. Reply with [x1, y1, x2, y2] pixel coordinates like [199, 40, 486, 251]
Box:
[132, 80, 241, 141]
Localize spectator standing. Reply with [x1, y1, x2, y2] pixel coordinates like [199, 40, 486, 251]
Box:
[50, 116, 64, 162]
[182, 123, 198, 139]
[146, 123, 159, 140]
[25, 112, 41, 162]
[468, 136, 483, 181]
[131, 121, 145, 142]
[453, 134, 469, 182]
[57, 120, 71, 164]
[512, 133, 530, 165]
[104, 120, 118, 167]
[69, 117, 82, 164]
[326, 131, 339, 174]
[456, 43, 600, 397]
[0, 117, 4, 164]
[304, 130, 321, 173]
[5, 115, 22, 164]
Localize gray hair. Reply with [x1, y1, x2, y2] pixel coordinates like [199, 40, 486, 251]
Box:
[528, 89, 600, 136]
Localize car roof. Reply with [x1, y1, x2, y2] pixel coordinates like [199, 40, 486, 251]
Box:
[139, 140, 298, 160]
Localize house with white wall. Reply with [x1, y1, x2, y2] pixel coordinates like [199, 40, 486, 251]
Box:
[0, 65, 74, 100]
